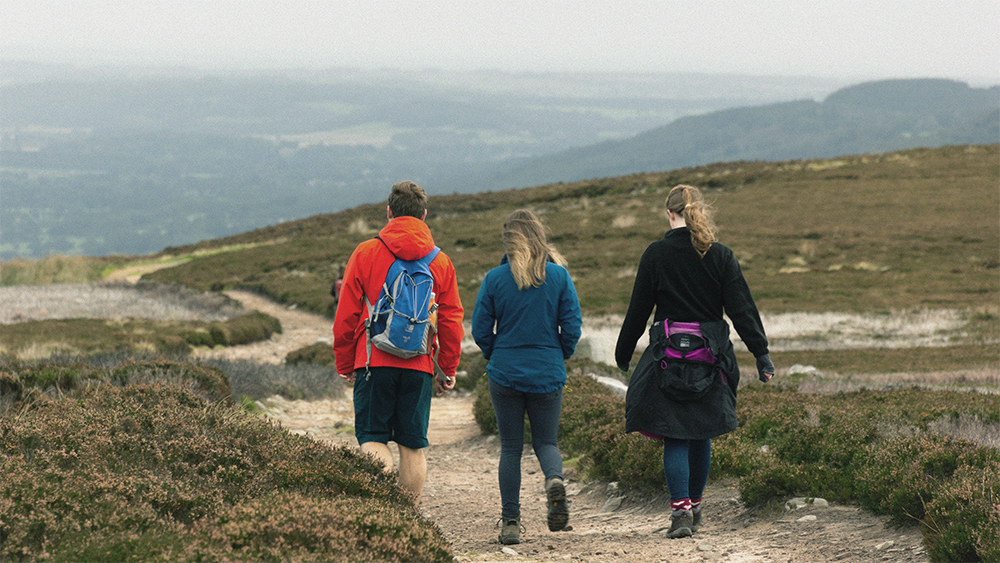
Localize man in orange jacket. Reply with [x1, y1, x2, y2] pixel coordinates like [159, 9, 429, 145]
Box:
[333, 180, 464, 503]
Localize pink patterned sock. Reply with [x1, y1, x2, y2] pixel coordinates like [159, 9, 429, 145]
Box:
[670, 498, 692, 514]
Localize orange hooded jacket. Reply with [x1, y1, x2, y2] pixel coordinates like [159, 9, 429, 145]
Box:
[333, 216, 464, 377]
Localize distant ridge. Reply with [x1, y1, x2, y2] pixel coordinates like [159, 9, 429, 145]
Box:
[473, 78, 999, 191]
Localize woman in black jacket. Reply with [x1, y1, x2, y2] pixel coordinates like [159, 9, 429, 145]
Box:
[615, 184, 774, 539]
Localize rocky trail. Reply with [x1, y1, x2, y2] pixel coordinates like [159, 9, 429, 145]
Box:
[206, 291, 930, 563]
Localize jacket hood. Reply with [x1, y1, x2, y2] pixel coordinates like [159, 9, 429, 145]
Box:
[378, 216, 436, 260]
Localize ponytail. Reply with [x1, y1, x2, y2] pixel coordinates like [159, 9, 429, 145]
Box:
[666, 185, 717, 258]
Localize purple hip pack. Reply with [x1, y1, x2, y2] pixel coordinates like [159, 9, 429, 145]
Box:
[661, 320, 718, 366]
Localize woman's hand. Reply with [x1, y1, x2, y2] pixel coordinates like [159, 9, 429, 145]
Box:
[756, 354, 775, 383]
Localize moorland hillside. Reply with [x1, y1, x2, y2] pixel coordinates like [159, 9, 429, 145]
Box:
[138, 144, 999, 321]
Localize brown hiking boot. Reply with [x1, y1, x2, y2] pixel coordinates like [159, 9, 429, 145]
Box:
[667, 511, 693, 538]
[545, 477, 569, 532]
[497, 516, 522, 545]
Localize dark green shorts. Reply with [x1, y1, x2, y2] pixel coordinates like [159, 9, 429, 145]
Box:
[353, 366, 433, 449]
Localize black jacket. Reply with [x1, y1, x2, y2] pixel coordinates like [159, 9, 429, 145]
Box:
[616, 228, 769, 440]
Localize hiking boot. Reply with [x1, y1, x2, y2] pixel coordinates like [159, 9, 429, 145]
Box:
[666, 511, 693, 538]
[497, 516, 522, 545]
[691, 506, 702, 532]
[545, 477, 569, 532]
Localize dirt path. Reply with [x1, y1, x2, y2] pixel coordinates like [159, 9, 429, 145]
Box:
[220, 291, 929, 563]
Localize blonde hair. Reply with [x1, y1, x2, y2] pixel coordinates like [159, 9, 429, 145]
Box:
[502, 209, 567, 290]
[666, 185, 717, 258]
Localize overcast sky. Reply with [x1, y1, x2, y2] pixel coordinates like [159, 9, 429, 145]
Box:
[4, 0, 998, 85]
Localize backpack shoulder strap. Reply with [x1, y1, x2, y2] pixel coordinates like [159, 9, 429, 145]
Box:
[417, 246, 441, 267]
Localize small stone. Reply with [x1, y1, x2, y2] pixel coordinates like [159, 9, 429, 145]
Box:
[786, 497, 808, 510]
[875, 541, 895, 550]
[607, 482, 620, 494]
[796, 515, 817, 522]
[697, 544, 715, 551]
[787, 364, 817, 375]
[501, 547, 518, 556]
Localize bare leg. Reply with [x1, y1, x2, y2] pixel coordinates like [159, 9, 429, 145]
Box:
[360, 441, 395, 473]
[398, 444, 427, 504]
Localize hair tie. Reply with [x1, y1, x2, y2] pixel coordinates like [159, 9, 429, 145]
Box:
[685, 203, 694, 209]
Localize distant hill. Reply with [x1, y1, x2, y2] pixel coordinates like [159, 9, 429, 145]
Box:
[0, 66, 846, 260]
[470, 79, 999, 191]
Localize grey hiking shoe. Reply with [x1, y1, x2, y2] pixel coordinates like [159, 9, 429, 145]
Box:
[545, 477, 569, 532]
[691, 506, 702, 532]
[667, 511, 693, 538]
[497, 516, 522, 545]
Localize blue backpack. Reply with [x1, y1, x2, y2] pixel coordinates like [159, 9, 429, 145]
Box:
[365, 241, 440, 363]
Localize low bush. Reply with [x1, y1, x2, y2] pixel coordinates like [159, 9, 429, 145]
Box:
[1, 356, 233, 408]
[285, 342, 337, 367]
[0, 361, 451, 562]
[472, 377, 498, 436]
[854, 434, 999, 525]
[458, 351, 488, 392]
[473, 371, 1000, 562]
[0, 312, 281, 359]
[922, 461, 1000, 563]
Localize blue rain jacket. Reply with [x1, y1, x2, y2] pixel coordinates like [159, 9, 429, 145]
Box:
[472, 257, 582, 393]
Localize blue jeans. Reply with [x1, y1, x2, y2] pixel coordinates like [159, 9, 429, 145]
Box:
[489, 379, 564, 519]
[662, 438, 712, 502]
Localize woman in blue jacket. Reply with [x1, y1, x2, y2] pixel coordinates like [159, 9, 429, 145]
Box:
[473, 209, 582, 545]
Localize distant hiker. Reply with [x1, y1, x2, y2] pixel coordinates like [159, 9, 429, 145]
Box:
[615, 184, 774, 539]
[330, 270, 342, 306]
[472, 209, 582, 545]
[332, 181, 464, 504]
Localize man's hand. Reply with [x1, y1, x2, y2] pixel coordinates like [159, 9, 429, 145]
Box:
[435, 374, 456, 397]
[339, 372, 356, 384]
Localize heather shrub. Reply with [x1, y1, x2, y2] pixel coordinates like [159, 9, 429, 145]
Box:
[190, 492, 453, 562]
[285, 342, 337, 367]
[559, 374, 625, 456]
[0, 312, 281, 359]
[582, 429, 663, 488]
[458, 351, 488, 391]
[922, 461, 1000, 563]
[472, 376, 498, 436]
[0, 356, 232, 406]
[0, 380, 450, 562]
[109, 358, 233, 404]
[855, 434, 1000, 524]
[473, 370, 999, 561]
[212, 311, 282, 346]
